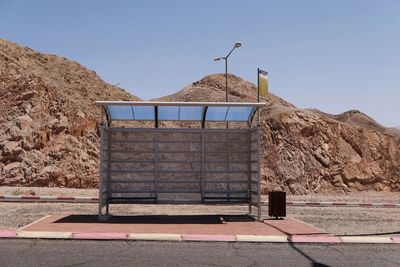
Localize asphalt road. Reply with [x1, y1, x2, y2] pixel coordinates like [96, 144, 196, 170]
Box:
[0, 239, 399, 267]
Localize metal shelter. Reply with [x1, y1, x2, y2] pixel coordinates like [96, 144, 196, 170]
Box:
[96, 101, 265, 220]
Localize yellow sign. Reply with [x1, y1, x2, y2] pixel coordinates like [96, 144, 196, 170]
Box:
[258, 69, 268, 97]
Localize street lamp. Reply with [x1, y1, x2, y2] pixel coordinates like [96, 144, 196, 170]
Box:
[214, 42, 242, 102]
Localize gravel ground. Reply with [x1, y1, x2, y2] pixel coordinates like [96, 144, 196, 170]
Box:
[0, 187, 399, 236]
[0, 186, 98, 197]
[1, 186, 399, 203]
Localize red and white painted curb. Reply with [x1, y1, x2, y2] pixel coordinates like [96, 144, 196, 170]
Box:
[281, 201, 400, 208]
[0, 230, 399, 244]
[1, 195, 399, 208]
[0, 195, 98, 203]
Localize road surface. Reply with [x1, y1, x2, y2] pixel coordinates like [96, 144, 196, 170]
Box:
[0, 239, 399, 266]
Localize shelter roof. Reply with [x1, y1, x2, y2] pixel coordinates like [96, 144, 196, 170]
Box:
[96, 101, 265, 127]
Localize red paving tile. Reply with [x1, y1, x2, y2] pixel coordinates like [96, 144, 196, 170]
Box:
[264, 218, 326, 235]
[20, 214, 327, 237]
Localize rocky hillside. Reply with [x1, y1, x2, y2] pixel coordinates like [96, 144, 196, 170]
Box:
[1, 39, 399, 194]
[0, 39, 139, 187]
[158, 74, 400, 194]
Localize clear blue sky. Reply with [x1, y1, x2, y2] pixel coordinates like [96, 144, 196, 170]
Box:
[1, 0, 399, 126]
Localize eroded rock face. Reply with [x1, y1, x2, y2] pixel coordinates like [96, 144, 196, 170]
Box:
[0, 38, 139, 187]
[158, 74, 400, 195]
[260, 109, 400, 194]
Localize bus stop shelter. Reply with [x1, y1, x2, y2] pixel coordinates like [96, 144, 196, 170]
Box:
[96, 101, 265, 220]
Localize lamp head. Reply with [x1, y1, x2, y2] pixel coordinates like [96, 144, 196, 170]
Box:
[214, 57, 223, 61]
[234, 42, 242, 48]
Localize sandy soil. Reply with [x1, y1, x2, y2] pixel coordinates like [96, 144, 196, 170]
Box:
[0, 187, 399, 236]
[0, 186, 98, 197]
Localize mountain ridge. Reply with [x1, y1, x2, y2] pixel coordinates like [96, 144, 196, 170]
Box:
[156, 74, 400, 194]
[1, 38, 399, 194]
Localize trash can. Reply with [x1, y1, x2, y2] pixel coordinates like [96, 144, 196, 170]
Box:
[268, 191, 286, 219]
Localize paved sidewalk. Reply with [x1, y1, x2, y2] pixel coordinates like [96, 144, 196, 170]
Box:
[0, 213, 398, 244]
[20, 214, 325, 236]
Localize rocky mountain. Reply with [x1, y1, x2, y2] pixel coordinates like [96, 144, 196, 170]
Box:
[390, 128, 400, 137]
[158, 74, 400, 194]
[1, 39, 399, 194]
[0, 39, 139, 187]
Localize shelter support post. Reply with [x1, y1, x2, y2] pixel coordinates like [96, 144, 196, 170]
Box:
[256, 126, 262, 220]
[105, 127, 111, 217]
[247, 128, 252, 216]
[98, 126, 104, 219]
[154, 131, 159, 201]
[201, 131, 205, 203]
[248, 126, 262, 221]
[98, 126, 111, 221]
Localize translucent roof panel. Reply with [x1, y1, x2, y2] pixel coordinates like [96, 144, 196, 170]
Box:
[98, 101, 265, 126]
[132, 106, 155, 120]
[205, 106, 229, 121]
[107, 105, 134, 120]
[158, 106, 179, 120]
[225, 106, 254, 121]
[179, 106, 204, 120]
[157, 106, 205, 121]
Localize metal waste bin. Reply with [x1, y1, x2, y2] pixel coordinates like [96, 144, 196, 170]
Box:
[268, 191, 286, 219]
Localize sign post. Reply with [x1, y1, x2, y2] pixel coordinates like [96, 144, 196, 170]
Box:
[257, 68, 268, 125]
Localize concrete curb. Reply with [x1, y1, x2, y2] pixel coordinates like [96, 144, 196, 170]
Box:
[0, 230, 17, 238]
[1, 195, 399, 208]
[290, 235, 341, 243]
[129, 233, 182, 241]
[17, 231, 72, 239]
[1, 230, 399, 244]
[284, 201, 400, 208]
[236, 235, 288, 243]
[392, 237, 400, 244]
[182, 234, 235, 242]
[340, 236, 394, 244]
[72, 232, 128, 240]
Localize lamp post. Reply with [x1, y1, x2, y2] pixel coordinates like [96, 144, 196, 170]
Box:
[214, 42, 242, 103]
